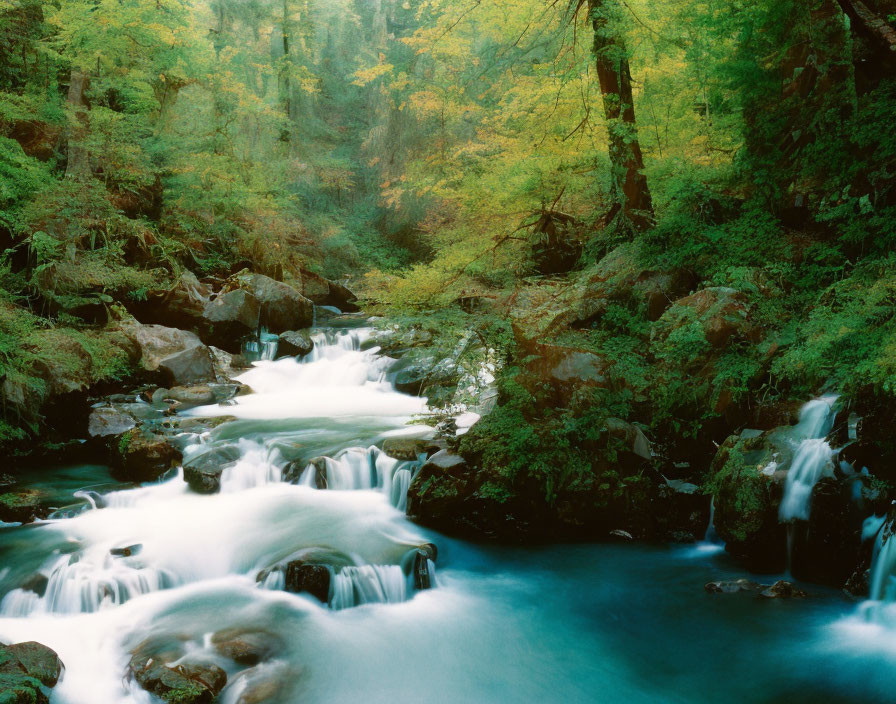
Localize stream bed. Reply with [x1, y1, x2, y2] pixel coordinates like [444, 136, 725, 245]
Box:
[1, 323, 894, 703]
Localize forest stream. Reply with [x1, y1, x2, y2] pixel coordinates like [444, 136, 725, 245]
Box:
[1, 317, 895, 703]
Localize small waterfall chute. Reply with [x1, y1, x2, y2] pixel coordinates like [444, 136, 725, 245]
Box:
[329, 564, 408, 610]
[295, 445, 423, 508]
[778, 396, 838, 522]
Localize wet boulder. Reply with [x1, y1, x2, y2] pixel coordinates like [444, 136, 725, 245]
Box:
[0, 640, 64, 704]
[284, 561, 331, 602]
[211, 628, 283, 666]
[277, 330, 314, 358]
[87, 406, 137, 438]
[0, 490, 45, 524]
[709, 432, 788, 573]
[406, 451, 476, 529]
[166, 386, 217, 409]
[282, 456, 327, 487]
[382, 437, 444, 461]
[704, 579, 764, 594]
[120, 322, 204, 371]
[129, 645, 226, 704]
[759, 580, 808, 599]
[110, 430, 182, 483]
[19, 573, 49, 597]
[389, 349, 451, 396]
[183, 446, 240, 494]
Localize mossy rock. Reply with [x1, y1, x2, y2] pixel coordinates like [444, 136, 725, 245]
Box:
[709, 433, 787, 572]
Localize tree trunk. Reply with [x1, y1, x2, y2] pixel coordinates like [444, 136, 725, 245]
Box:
[65, 70, 90, 180]
[588, 0, 653, 232]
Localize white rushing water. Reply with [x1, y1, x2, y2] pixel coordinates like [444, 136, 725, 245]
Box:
[0, 325, 440, 703]
[778, 395, 838, 521]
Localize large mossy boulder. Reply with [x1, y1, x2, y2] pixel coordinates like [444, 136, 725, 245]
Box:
[709, 432, 788, 573]
[109, 429, 182, 483]
[0, 490, 45, 524]
[653, 287, 761, 352]
[0, 640, 64, 704]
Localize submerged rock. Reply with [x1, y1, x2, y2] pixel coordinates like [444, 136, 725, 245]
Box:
[0, 640, 64, 704]
[760, 580, 808, 599]
[704, 578, 808, 599]
[704, 579, 764, 594]
[211, 628, 283, 666]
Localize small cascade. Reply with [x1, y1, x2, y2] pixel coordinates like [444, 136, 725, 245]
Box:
[778, 396, 838, 522]
[329, 565, 408, 610]
[218, 442, 284, 492]
[242, 329, 279, 362]
[855, 519, 896, 627]
[1, 551, 176, 616]
[296, 445, 423, 508]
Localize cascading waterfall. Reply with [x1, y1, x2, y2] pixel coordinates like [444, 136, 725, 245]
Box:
[241, 328, 279, 362]
[0, 323, 441, 702]
[329, 565, 408, 609]
[778, 395, 838, 521]
[296, 445, 423, 509]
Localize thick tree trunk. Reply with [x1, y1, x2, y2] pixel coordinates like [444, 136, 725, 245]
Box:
[65, 70, 90, 180]
[588, 0, 653, 232]
[837, 0, 896, 53]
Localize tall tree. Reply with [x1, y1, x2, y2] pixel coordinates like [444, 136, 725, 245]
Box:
[587, 0, 652, 232]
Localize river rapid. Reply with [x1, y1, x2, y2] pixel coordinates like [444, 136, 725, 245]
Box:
[1, 319, 895, 703]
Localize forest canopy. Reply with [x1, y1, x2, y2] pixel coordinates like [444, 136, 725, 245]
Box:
[1, 0, 895, 454]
